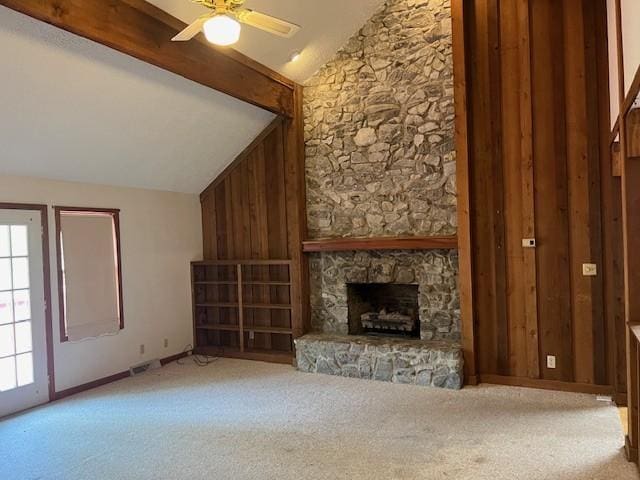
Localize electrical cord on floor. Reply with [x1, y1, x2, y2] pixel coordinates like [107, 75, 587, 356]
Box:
[177, 344, 219, 367]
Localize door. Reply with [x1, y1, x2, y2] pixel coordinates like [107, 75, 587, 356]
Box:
[0, 209, 48, 417]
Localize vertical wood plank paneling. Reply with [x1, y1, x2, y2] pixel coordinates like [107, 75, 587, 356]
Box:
[452, 0, 477, 381]
[517, 0, 540, 378]
[563, 0, 595, 384]
[468, 0, 612, 389]
[240, 160, 253, 259]
[487, 0, 510, 376]
[468, 0, 492, 374]
[199, 114, 307, 356]
[582, 0, 606, 386]
[224, 176, 236, 259]
[248, 143, 272, 348]
[468, 0, 505, 375]
[265, 124, 289, 259]
[201, 192, 217, 259]
[593, 0, 621, 390]
[214, 182, 228, 259]
[530, 0, 573, 382]
[499, 0, 527, 377]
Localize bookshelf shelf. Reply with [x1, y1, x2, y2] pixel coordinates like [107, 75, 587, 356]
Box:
[191, 260, 295, 363]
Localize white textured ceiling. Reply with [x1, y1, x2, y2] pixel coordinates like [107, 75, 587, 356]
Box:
[148, 0, 385, 83]
[0, 6, 275, 194]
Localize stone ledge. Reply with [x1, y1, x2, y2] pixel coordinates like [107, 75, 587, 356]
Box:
[294, 333, 463, 389]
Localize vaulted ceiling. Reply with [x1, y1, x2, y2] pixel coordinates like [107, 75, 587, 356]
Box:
[0, 1, 384, 193]
[0, 5, 274, 193]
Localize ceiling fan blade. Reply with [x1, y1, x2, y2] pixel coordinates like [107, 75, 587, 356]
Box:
[237, 9, 300, 38]
[171, 15, 211, 42]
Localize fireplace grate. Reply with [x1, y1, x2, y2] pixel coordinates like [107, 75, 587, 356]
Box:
[347, 283, 420, 339]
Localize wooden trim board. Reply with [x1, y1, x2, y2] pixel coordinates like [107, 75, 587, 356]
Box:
[302, 235, 458, 252]
[53, 352, 189, 400]
[451, 0, 477, 383]
[119, 0, 295, 91]
[479, 374, 614, 396]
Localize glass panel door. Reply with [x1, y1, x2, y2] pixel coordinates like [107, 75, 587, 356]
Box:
[0, 225, 34, 391]
[0, 211, 48, 418]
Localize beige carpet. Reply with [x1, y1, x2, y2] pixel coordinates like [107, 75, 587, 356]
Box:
[0, 358, 637, 480]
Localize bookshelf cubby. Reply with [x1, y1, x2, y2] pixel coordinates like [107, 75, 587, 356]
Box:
[191, 260, 294, 364]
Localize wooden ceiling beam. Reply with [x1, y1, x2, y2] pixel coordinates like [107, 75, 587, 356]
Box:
[0, 0, 295, 117]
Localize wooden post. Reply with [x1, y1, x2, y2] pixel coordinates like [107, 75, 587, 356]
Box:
[283, 84, 310, 338]
[451, 0, 477, 384]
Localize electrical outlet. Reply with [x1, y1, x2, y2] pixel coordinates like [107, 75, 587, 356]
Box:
[546, 355, 556, 369]
[139, 344, 145, 355]
[164, 338, 169, 348]
[249, 331, 255, 340]
[522, 238, 536, 248]
[582, 263, 597, 276]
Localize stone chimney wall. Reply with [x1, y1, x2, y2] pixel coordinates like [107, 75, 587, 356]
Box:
[304, 0, 456, 239]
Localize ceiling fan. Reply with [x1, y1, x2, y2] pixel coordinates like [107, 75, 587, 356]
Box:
[172, 0, 300, 47]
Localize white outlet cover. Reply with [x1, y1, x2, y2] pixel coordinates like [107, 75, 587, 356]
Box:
[522, 238, 536, 248]
[546, 355, 556, 369]
[582, 264, 597, 276]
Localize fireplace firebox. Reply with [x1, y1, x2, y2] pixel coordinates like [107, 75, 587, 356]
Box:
[346, 283, 420, 338]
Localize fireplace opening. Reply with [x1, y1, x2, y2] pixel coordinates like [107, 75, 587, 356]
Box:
[347, 283, 420, 339]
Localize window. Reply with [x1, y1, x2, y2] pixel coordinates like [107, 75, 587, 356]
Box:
[54, 207, 123, 342]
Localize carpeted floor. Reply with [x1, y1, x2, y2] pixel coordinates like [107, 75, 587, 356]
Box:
[0, 358, 637, 480]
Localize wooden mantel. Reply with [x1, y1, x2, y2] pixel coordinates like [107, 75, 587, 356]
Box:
[302, 235, 458, 253]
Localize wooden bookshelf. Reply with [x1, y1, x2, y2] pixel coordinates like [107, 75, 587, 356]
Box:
[191, 260, 295, 363]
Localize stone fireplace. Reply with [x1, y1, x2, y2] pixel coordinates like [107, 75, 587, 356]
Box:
[295, 249, 464, 390]
[309, 250, 460, 342]
[295, 0, 463, 389]
[347, 283, 420, 338]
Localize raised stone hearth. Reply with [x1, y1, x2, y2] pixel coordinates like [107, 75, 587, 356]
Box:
[295, 334, 463, 389]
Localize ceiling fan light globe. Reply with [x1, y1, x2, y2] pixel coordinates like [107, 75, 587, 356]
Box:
[203, 15, 241, 46]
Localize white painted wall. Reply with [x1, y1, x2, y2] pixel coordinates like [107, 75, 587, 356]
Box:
[609, 0, 640, 121]
[607, 0, 620, 127]
[0, 175, 203, 391]
[621, 0, 640, 96]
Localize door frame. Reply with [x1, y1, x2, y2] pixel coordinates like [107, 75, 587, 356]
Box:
[0, 203, 54, 401]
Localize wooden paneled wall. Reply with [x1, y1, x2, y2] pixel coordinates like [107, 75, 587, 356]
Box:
[201, 119, 290, 261]
[466, 0, 623, 391]
[200, 90, 310, 338]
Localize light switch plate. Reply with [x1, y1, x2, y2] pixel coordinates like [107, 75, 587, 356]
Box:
[546, 355, 556, 369]
[582, 263, 597, 276]
[522, 238, 536, 248]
